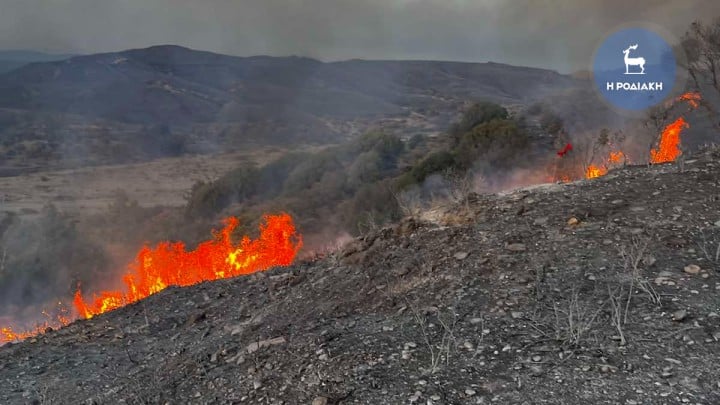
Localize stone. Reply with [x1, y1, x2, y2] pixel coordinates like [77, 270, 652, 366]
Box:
[567, 217, 579, 226]
[533, 217, 549, 226]
[684, 264, 701, 275]
[672, 310, 687, 322]
[312, 397, 329, 405]
[454, 251, 469, 260]
[246, 336, 286, 354]
[506, 243, 526, 252]
[465, 389, 477, 396]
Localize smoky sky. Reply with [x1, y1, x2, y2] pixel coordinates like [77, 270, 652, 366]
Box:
[0, 0, 718, 72]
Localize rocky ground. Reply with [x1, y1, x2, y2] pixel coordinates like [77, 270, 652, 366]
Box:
[1, 147, 720, 404]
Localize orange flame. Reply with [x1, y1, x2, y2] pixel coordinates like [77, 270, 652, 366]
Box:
[0, 307, 71, 344]
[74, 213, 302, 319]
[585, 164, 608, 179]
[2, 213, 301, 343]
[675, 92, 702, 109]
[650, 117, 689, 164]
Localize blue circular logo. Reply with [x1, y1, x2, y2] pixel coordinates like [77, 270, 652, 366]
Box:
[593, 27, 676, 111]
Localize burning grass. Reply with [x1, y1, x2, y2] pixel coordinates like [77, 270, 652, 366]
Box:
[559, 92, 700, 182]
[1, 213, 302, 343]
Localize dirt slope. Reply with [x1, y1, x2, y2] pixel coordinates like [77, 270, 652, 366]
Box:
[1, 148, 720, 404]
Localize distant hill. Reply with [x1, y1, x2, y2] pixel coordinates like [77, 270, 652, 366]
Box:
[0, 45, 575, 124]
[0, 45, 584, 168]
[0, 50, 73, 74]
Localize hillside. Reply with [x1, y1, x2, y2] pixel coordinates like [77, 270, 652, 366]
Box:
[1, 147, 719, 404]
[0, 45, 585, 169]
[0, 50, 73, 74]
[0, 45, 574, 123]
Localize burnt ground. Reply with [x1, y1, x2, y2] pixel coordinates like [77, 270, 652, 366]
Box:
[1, 148, 720, 405]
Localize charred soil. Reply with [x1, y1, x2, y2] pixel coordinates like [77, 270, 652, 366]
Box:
[1, 148, 720, 404]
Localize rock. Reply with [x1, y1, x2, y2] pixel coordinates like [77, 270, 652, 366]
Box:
[533, 217, 549, 226]
[672, 310, 688, 322]
[252, 377, 263, 390]
[505, 243, 526, 252]
[246, 336, 286, 354]
[529, 365, 543, 376]
[600, 365, 617, 373]
[714, 220, 720, 227]
[312, 397, 329, 405]
[465, 389, 477, 396]
[679, 376, 701, 391]
[532, 355, 542, 363]
[655, 275, 672, 285]
[511, 311, 524, 319]
[454, 251, 469, 260]
[409, 391, 422, 403]
[684, 264, 701, 275]
[567, 217, 579, 226]
[184, 311, 207, 327]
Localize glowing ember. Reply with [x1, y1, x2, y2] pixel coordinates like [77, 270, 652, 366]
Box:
[608, 151, 626, 164]
[650, 117, 689, 164]
[0, 307, 71, 344]
[675, 92, 702, 109]
[585, 164, 608, 179]
[75, 213, 302, 319]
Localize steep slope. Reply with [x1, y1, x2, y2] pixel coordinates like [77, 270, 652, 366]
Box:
[2, 148, 718, 404]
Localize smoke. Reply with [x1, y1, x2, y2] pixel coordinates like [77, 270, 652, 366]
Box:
[0, 0, 719, 72]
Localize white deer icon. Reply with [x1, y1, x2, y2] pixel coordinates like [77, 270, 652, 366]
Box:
[623, 44, 645, 75]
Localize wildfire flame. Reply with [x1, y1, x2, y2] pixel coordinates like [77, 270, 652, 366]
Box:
[650, 117, 689, 164]
[74, 213, 302, 319]
[585, 164, 608, 179]
[1, 213, 302, 343]
[675, 92, 702, 109]
[1, 307, 71, 344]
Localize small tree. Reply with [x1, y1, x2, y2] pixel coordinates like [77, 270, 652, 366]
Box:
[681, 18, 720, 123]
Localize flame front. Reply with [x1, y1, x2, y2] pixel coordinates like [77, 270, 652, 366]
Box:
[650, 117, 689, 164]
[74, 213, 302, 319]
[585, 164, 608, 179]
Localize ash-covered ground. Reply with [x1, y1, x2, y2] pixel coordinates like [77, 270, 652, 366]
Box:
[1, 147, 720, 405]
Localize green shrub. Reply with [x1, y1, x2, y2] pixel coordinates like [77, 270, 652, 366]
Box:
[454, 119, 530, 170]
[450, 102, 509, 143]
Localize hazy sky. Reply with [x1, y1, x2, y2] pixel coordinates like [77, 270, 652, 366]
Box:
[0, 0, 718, 72]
